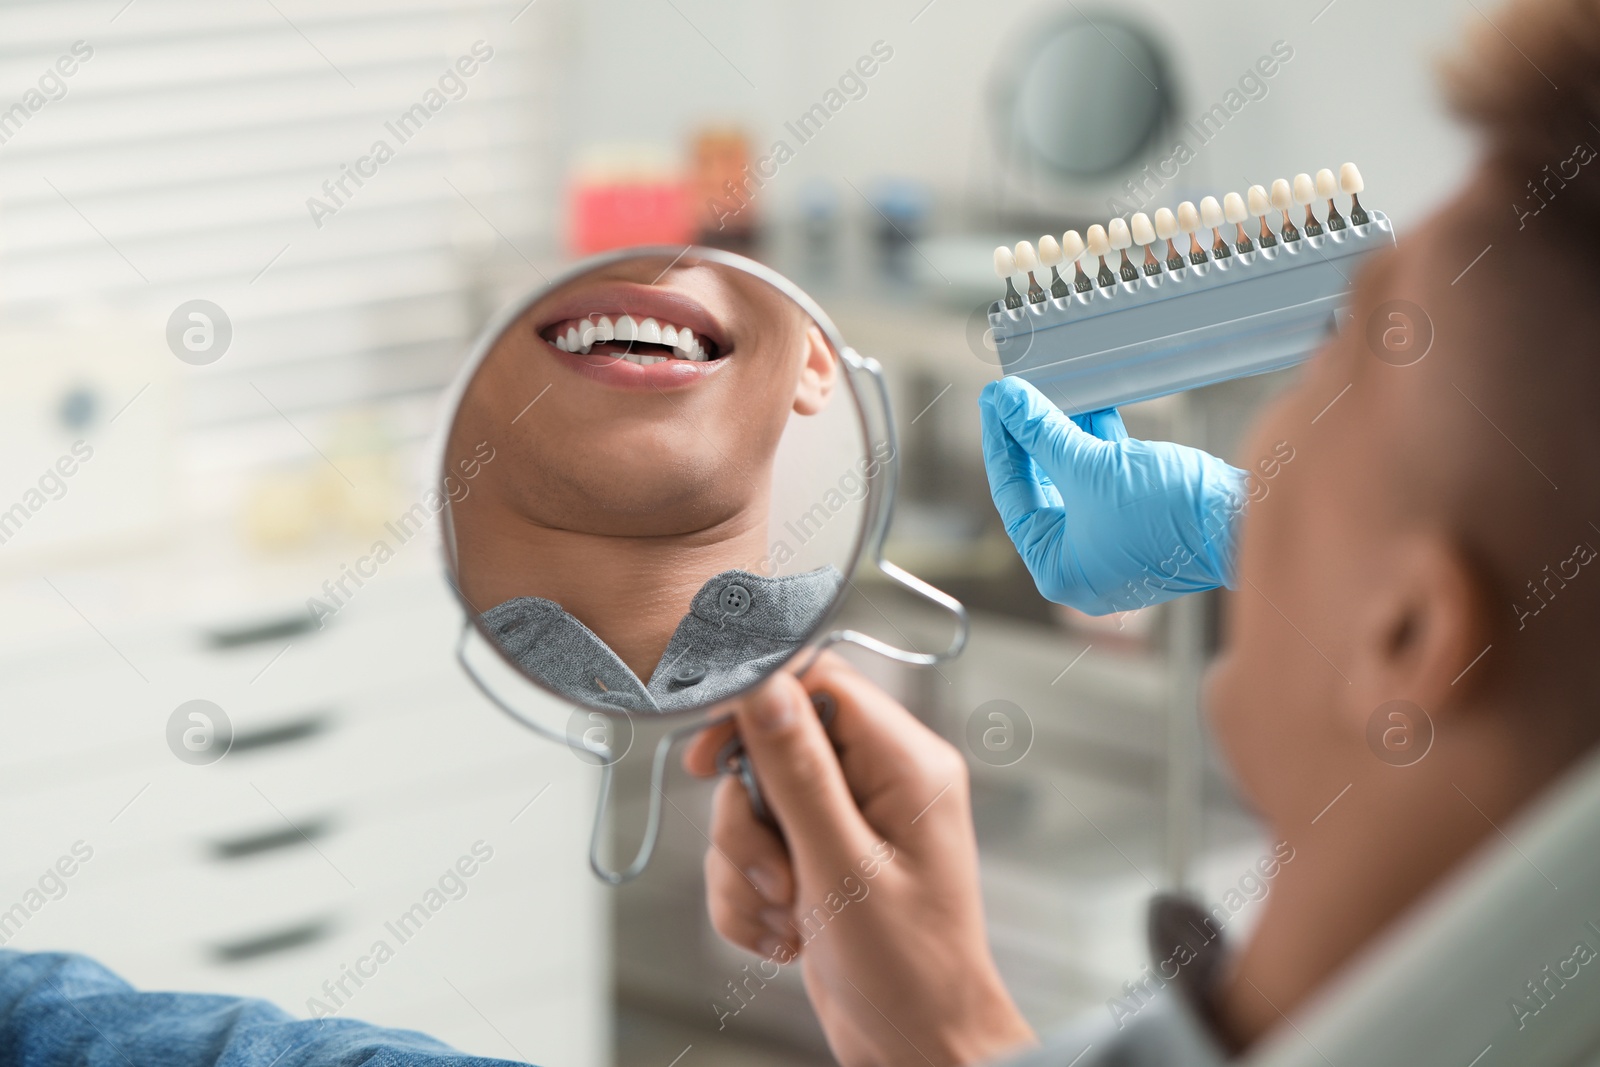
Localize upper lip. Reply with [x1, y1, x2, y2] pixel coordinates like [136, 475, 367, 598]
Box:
[533, 281, 730, 356]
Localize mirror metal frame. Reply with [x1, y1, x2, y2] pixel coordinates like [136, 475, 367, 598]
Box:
[432, 244, 968, 883]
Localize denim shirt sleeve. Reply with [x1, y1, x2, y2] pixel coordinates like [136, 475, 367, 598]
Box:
[0, 950, 534, 1067]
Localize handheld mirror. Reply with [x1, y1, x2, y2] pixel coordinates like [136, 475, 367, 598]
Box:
[434, 246, 965, 882]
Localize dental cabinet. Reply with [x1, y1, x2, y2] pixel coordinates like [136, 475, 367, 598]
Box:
[0, 551, 608, 1067]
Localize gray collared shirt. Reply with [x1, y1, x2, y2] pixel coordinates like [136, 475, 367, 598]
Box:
[480, 566, 843, 712]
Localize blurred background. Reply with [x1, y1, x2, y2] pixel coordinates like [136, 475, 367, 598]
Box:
[0, 0, 1482, 1065]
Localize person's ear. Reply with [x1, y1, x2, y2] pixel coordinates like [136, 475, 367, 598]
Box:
[1347, 530, 1493, 724]
[791, 324, 838, 416]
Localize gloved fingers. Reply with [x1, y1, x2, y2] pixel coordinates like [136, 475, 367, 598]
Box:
[982, 377, 1103, 482]
[1070, 407, 1129, 443]
[981, 396, 1062, 535]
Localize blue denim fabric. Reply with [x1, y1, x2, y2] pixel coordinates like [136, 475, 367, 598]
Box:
[0, 950, 533, 1066]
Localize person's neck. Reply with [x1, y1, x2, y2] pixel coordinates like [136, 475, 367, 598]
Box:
[455, 499, 771, 682]
[1213, 725, 1561, 1052]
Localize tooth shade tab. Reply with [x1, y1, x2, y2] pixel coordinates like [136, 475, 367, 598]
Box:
[1247, 185, 1270, 217]
[1292, 173, 1315, 205]
[1315, 168, 1337, 199]
[1038, 234, 1064, 265]
[1153, 208, 1178, 240]
[1200, 196, 1224, 229]
[1131, 212, 1156, 245]
[1270, 179, 1293, 211]
[1061, 230, 1087, 261]
[994, 245, 1018, 278]
[1223, 192, 1248, 224]
[1340, 162, 1364, 195]
[1086, 224, 1110, 257]
[1108, 218, 1133, 249]
[1015, 240, 1041, 273]
[1177, 201, 1201, 233]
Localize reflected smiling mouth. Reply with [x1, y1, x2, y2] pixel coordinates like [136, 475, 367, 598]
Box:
[540, 315, 723, 364]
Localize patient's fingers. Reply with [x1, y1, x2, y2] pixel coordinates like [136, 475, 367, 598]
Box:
[683, 716, 738, 778]
[706, 777, 798, 956]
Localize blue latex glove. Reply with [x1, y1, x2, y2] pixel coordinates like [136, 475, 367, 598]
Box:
[979, 376, 1248, 616]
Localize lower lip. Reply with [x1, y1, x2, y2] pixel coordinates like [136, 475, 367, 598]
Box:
[546, 343, 725, 391]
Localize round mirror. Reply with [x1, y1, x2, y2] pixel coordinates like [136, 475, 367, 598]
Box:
[997, 14, 1173, 180]
[439, 247, 874, 717]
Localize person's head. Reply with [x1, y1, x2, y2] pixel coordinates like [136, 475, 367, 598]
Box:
[1208, 0, 1600, 850]
[447, 255, 837, 540]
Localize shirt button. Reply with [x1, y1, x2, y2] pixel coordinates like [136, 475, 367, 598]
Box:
[718, 584, 752, 616]
[670, 664, 707, 689]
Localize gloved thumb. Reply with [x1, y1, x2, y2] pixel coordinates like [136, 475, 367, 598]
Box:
[981, 377, 1107, 480]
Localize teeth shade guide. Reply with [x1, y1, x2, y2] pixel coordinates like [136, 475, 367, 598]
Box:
[1014, 240, 1048, 304]
[1293, 173, 1323, 238]
[1038, 234, 1071, 298]
[1224, 191, 1252, 254]
[1062, 230, 1093, 293]
[1086, 225, 1117, 288]
[1341, 162, 1368, 226]
[1154, 208, 1185, 272]
[1271, 178, 1301, 243]
[1200, 196, 1230, 260]
[1177, 201, 1207, 265]
[995, 164, 1374, 310]
[1131, 212, 1162, 277]
[1108, 218, 1140, 282]
[1248, 184, 1276, 249]
[993, 245, 1024, 309]
[1316, 168, 1345, 232]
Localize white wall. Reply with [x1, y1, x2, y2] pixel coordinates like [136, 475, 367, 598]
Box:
[566, 0, 1483, 230]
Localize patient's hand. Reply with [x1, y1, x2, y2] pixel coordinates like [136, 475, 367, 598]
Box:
[684, 653, 1035, 1067]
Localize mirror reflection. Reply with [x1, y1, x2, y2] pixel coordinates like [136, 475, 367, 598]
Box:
[443, 251, 871, 713]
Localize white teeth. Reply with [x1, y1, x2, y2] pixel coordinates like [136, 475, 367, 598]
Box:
[1270, 179, 1293, 211]
[553, 315, 713, 361]
[1153, 208, 1178, 241]
[1085, 224, 1109, 257]
[1061, 229, 1086, 262]
[993, 245, 1017, 278]
[1223, 192, 1247, 224]
[1131, 212, 1155, 246]
[1177, 200, 1200, 234]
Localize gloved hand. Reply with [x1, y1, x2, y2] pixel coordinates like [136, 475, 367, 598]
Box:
[979, 376, 1248, 616]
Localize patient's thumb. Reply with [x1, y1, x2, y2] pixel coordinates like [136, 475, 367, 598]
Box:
[734, 674, 876, 867]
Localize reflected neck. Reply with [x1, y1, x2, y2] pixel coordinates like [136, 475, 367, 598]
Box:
[453, 500, 772, 683]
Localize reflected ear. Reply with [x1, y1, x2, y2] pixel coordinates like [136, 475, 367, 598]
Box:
[1349, 531, 1492, 724]
[791, 323, 838, 416]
